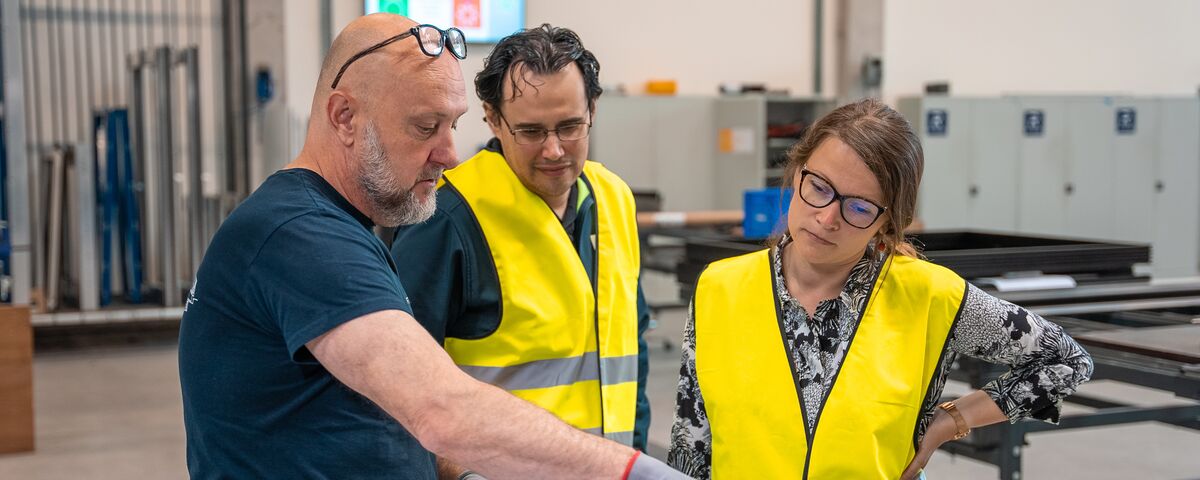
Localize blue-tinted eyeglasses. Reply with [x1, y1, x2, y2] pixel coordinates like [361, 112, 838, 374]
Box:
[798, 169, 888, 229]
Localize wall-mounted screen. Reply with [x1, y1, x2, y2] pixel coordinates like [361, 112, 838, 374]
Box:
[365, 0, 526, 44]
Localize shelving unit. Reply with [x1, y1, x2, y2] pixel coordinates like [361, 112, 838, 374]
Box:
[712, 95, 833, 209]
[1, 1, 243, 325]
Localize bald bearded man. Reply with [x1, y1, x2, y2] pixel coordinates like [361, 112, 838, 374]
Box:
[178, 14, 685, 480]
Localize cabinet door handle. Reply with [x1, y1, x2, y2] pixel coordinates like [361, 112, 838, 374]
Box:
[1064, 183, 1074, 195]
[968, 185, 979, 197]
[1155, 181, 1165, 193]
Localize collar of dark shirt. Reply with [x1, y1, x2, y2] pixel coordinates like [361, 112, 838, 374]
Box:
[773, 234, 879, 322]
[559, 181, 581, 227]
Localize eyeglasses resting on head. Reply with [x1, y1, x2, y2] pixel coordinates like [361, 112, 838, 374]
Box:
[330, 24, 467, 89]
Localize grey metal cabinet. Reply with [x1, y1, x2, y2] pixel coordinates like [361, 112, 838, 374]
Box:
[1111, 98, 1160, 245]
[967, 99, 1022, 232]
[903, 95, 1200, 278]
[1064, 97, 1118, 240]
[1143, 99, 1199, 278]
[899, 97, 1019, 232]
[901, 96, 972, 229]
[1014, 97, 1071, 236]
[589, 95, 717, 212]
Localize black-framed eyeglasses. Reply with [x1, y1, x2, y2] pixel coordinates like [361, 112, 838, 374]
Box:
[330, 24, 467, 89]
[499, 114, 592, 146]
[798, 169, 888, 229]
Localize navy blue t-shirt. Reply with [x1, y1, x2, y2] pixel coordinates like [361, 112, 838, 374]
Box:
[178, 169, 435, 479]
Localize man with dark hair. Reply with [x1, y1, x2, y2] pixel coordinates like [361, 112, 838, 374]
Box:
[391, 24, 653, 478]
[179, 14, 683, 479]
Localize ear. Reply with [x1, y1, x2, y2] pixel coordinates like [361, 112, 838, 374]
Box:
[483, 103, 503, 138]
[327, 91, 356, 147]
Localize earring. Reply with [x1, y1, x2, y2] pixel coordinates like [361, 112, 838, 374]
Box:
[873, 237, 888, 263]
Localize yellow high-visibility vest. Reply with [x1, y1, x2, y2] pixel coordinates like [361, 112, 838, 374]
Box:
[441, 149, 641, 444]
[694, 249, 965, 478]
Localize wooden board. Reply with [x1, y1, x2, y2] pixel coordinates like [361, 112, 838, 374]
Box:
[0, 306, 34, 453]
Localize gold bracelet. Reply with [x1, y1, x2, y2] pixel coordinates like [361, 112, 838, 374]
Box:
[937, 401, 971, 440]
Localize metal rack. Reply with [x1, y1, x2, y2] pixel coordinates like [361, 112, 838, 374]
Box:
[1, 0, 248, 325]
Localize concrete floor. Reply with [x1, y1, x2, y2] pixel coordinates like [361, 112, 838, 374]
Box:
[1, 272, 1198, 479]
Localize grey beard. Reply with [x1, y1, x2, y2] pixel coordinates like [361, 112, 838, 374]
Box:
[357, 123, 438, 227]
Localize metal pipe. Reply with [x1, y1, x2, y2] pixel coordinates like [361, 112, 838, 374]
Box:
[72, 140, 99, 311]
[182, 46, 203, 278]
[73, 0, 101, 309]
[137, 1, 158, 290]
[126, 49, 145, 303]
[189, 0, 196, 47]
[20, 0, 44, 304]
[48, 0, 63, 146]
[84, 1, 99, 114]
[813, 0, 823, 95]
[220, 0, 248, 201]
[108, 0, 125, 301]
[117, 0, 127, 107]
[27, 0, 45, 305]
[99, 0, 112, 110]
[139, 0, 147, 55]
[154, 45, 178, 306]
[45, 149, 64, 311]
[44, 0, 69, 311]
[73, 0, 89, 146]
[3, 0, 33, 305]
[320, 0, 332, 59]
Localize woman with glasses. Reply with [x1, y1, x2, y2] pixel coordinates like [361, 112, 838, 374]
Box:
[667, 99, 1093, 479]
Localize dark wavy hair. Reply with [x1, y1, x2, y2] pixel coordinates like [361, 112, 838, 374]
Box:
[474, 24, 602, 118]
[772, 98, 925, 257]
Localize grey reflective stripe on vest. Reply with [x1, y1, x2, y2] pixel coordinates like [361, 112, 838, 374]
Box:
[457, 352, 638, 391]
[604, 430, 634, 446]
[600, 354, 639, 385]
[581, 427, 634, 446]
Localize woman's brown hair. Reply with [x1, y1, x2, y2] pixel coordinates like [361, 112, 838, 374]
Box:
[771, 98, 924, 257]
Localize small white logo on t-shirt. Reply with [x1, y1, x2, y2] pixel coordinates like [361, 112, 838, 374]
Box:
[184, 282, 199, 313]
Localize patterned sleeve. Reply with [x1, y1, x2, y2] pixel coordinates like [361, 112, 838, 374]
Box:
[667, 301, 712, 479]
[949, 284, 1094, 424]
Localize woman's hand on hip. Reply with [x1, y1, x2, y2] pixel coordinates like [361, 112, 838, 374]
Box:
[899, 409, 957, 480]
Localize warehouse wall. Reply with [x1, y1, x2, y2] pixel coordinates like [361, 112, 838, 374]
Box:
[452, 0, 838, 157]
[882, 0, 1200, 100]
[248, 0, 361, 189]
[269, 0, 1200, 168]
[268, 0, 839, 165]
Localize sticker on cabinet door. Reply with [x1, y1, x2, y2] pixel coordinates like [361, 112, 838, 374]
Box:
[927, 110, 948, 136]
[1024, 110, 1045, 136]
[1116, 108, 1136, 134]
[718, 127, 755, 154]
